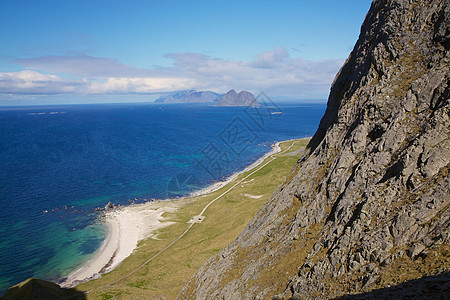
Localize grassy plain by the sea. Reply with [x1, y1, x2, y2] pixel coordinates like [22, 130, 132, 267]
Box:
[0, 101, 325, 292]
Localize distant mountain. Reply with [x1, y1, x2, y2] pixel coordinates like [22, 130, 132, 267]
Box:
[155, 90, 221, 104]
[214, 90, 259, 107]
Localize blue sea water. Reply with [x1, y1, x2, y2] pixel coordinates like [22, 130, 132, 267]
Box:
[0, 101, 325, 292]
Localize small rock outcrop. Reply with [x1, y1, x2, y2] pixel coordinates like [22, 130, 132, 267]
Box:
[104, 201, 114, 211]
[155, 90, 220, 103]
[214, 90, 259, 107]
[181, 0, 449, 298]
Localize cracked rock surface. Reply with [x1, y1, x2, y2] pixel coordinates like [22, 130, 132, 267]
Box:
[180, 0, 449, 299]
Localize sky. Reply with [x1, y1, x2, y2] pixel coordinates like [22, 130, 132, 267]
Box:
[0, 0, 373, 105]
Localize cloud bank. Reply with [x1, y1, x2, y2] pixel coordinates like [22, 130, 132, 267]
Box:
[0, 71, 86, 94]
[1, 47, 344, 101]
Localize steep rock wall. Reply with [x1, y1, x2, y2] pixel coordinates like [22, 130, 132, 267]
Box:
[180, 0, 449, 298]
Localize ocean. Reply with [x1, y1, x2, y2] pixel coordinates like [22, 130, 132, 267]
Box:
[0, 101, 325, 292]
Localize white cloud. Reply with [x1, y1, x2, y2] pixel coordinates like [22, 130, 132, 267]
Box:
[88, 77, 196, 94]
[0, 70, 87, 94]
[4, 47, 345, 99]
[164, 48, 343, 97]
[0, 71, 196, 95]
[251, 46, 290, 68]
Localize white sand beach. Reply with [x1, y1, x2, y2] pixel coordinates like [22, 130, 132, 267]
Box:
[60, 202, 178, 288]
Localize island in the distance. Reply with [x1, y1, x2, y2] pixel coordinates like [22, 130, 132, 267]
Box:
[155, 90, 221, 104]
[214, 89, 259, 107]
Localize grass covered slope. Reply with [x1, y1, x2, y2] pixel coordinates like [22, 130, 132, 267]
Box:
[72, 138, 309, 299]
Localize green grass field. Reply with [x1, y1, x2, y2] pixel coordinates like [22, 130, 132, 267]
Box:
[75, 138, 310, 299]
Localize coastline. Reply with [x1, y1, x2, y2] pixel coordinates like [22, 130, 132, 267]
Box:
[188, 141, 282, 198]
[59, 140, 288, 288]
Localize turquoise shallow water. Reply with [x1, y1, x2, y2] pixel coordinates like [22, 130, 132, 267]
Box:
[0, 102, 325, 292]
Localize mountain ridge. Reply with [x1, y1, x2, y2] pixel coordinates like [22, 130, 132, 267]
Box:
[155, 90, 221, 104]
[214, 90, 259, 107]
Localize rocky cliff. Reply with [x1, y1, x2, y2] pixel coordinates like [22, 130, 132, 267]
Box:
[181, 0, 449, 298]
[214, 90, 259, 106]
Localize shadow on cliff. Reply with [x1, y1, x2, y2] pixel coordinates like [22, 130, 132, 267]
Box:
[336, 271, 450, 299]
[0, 278, 86, 300]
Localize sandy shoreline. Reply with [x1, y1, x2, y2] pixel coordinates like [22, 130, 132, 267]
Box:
[59, 140, 288, 288]
[60, 202, 179, 288]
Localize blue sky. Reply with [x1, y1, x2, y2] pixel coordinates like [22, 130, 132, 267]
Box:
[0, 0, 372, 105]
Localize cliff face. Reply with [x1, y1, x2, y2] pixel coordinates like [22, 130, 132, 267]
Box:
[214, 90, 259, 106]
[181, 0, 449, 298]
